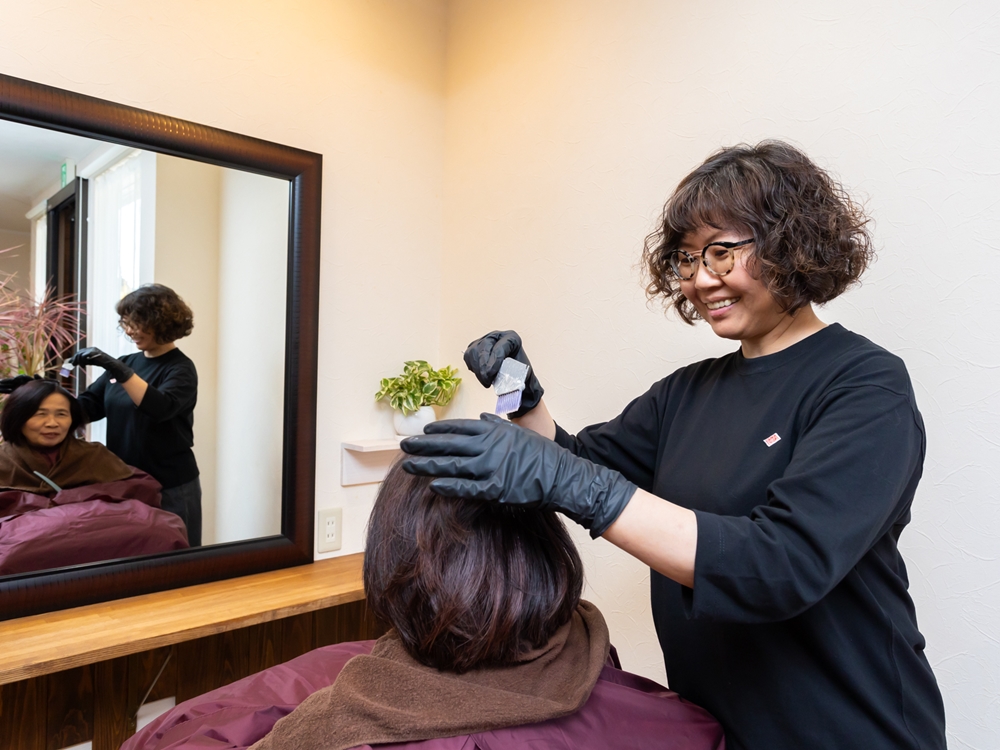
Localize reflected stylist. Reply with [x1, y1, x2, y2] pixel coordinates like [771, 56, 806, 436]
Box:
[401, 142, 946, 749]
[71, 283, 201, 546]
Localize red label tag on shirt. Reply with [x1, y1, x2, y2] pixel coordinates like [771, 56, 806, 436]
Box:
[763, 433, 781, 447]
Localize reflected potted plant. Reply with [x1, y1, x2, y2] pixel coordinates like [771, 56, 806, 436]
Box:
[0, 251, 83, 407]
[375, 360, 461, 436]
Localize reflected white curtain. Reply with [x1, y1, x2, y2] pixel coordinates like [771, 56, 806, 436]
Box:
[87, 151, 146, 444]
[31, 213, 47, 303]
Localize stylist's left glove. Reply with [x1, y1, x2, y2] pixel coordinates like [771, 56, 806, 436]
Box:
[68, 347, 135, 383]
[401, 414, 638, 538]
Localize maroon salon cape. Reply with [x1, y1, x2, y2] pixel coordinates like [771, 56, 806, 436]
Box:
[123, 641, 725, 750]
[0, 471, 189, 575]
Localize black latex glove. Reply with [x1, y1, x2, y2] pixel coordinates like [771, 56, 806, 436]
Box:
[68, 347, 135, 383]
[463, 330, 544, 418]
[0, 374, 41, 394]
[400, 413, 637, 538]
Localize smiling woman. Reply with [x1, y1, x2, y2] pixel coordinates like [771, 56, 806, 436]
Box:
[401, 141, 947, 749]
[643, 140, 874, 332]
[670, 225, 828, 357]
[639, 141, 874, 358]
[71, 283, 203, 544]
[0, 379, 189, 575]
[0, 381, 121, 491]
[1, 380, 82, 451]
[19, 392, 74, 448]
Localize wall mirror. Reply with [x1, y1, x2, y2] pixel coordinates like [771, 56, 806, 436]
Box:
[0, 73, 321, 619]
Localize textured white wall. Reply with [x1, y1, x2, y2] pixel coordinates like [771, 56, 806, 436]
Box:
[0, 228, 31, 291]
[215, 169, 287, 542]
[0, 0, 448, 554]
[441, 1, 1000, 746]
[153, 154, 221, 544]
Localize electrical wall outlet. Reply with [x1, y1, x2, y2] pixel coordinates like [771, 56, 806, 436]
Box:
[317, 507, 343, 553]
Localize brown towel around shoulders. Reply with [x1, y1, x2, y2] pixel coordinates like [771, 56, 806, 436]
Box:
[250, 600, 611, 750]
[0, 437, 132, 493]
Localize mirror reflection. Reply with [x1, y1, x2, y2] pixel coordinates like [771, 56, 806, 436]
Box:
[0, 118, 289, 575]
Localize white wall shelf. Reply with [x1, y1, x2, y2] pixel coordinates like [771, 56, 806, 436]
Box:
[341, 437, 403, 486]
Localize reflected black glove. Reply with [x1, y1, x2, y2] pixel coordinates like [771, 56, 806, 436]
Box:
[68, 347, 135, 383]
[463, 330, 544, 418]
[400, 413, 637, 538]
[0, 374, 41, 394]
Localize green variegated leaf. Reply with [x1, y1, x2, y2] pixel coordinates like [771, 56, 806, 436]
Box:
[375, 360, 462, 415]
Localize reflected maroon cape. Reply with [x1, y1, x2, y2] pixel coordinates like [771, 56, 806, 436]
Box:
[0, 471, 188, 575]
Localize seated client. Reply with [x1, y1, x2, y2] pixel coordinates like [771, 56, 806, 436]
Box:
[0, 378, 134, 491]
[129, 462, 724, 750]
[0, 379, 188, 575]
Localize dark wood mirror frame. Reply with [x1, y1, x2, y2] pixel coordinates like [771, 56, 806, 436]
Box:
[0, 73, 321, 620]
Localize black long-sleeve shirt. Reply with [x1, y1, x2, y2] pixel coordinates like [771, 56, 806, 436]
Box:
[77, 348, 199, 489]
[555, 323, 946, 750]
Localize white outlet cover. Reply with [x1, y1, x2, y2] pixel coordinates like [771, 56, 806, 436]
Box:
[317, 507, 343, 553]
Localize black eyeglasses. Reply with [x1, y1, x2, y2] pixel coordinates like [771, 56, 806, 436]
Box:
[667, 238, 754, 280]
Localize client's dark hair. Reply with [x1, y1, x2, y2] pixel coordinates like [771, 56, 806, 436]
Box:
[117, 283, 194, 344]
[364, 462, 584, 673]
[0, 379, 83, 445]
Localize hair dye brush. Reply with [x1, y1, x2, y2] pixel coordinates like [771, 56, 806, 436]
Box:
[493, 358, 530, 416]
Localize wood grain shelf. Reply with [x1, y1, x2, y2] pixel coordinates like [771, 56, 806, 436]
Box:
[0, 553, 365, 685]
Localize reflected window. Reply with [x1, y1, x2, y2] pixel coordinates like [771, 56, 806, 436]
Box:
[30, 212, 47, 302]
[87, 150, 156, 443]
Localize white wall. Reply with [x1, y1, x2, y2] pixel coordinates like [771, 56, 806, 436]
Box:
[0, 228, 31, 292]
[214, 169, 288, 542]
[442, 1, 999, 747]
[153, 154, 222, 544]
[153, 158, 297, 544]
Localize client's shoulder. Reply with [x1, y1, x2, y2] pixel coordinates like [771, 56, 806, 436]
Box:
[61, 437, 133, 479]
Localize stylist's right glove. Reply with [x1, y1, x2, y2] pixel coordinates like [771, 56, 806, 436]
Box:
[68, 347, 135, 383]
[401, 413, 637, 538]
[463, 330, 543, 418]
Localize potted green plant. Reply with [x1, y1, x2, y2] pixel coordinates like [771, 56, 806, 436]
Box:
[375, 360, 461, 436]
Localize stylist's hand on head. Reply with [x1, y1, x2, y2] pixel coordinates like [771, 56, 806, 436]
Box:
[0, 374, 40, 394]
[401, 413, 637, 538]
[463, 331, 544, 418]
[68, 347, 135, 383]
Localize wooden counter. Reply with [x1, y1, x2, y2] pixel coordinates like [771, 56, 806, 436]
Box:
[0, 553, 365, 685]
[0, 554, 379, 749]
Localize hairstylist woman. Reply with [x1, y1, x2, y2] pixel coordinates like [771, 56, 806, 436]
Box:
[400, 142, 946, 750]
[70, 283, 201, 545]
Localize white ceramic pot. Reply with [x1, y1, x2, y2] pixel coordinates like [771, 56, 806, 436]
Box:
[393, 405, 436, 436]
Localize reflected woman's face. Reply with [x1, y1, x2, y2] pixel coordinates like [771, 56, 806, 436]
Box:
[120, 319, 159, 351]
[22, 393, 73, 449]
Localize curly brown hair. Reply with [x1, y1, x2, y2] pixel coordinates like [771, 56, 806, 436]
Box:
[116, 284, 194, 344]
[642, 140, 875, 324]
